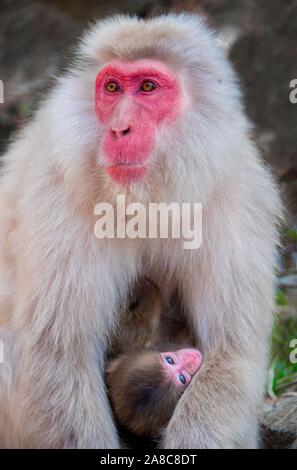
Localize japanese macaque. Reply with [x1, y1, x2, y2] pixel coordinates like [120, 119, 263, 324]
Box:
[107, 349, 202, 439]
[108, 278, 163, 357]
[0, 14, 282, 449]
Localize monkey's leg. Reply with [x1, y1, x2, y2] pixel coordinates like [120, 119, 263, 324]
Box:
[0, 328, 15, 447]
[8, 237, 135, 448]
[10, 283, 121, 448]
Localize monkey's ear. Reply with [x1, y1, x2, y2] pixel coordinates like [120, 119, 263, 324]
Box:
[106, 357, 121, 376]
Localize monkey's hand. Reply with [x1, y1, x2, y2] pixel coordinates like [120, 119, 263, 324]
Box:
[162, 351, 261, 449]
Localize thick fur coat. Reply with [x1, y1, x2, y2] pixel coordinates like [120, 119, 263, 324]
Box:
[0, 14, 282, 448]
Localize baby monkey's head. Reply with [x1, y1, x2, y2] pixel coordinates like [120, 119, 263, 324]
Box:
[107, 348, 202, 438]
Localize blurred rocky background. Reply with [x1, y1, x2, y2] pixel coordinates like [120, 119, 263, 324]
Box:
[0, 0, 297, 448]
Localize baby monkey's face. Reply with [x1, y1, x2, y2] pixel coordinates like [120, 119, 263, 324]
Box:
[160, 348, 202, 390]
[107, 347, 203, 439]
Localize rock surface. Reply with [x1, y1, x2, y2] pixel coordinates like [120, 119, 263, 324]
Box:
[261, 394, 297, 449]
[1, 0, 297, 212]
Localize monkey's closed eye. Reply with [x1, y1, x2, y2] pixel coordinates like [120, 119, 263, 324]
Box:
[140, 80, 157, 92]
[165, 356, 174, 365]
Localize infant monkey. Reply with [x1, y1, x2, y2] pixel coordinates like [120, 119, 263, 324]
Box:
[107, 280, 202, 439]
[107, 348, 202, 438]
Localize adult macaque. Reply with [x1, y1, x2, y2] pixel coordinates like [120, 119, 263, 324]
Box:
[0, 14, 282, 448]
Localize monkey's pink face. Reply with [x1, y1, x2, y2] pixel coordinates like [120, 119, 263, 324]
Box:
[95, 59, 182, 184]
[160, 348, 202, 390]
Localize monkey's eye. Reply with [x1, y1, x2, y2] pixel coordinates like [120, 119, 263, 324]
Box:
[140, 80, 157, 92]
[165, 356, 174, 365]
[105, 81, 120, 93]
[178, 374, 186, 385]
[129, 299, 139, 311]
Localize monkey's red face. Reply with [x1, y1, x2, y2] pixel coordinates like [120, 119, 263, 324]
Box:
[160, 348, 202, 390]
[95, 59, 182, 184]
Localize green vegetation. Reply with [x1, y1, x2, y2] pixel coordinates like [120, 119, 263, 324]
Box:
[268, 226, 297, 397]
[269, 302, 297, 396]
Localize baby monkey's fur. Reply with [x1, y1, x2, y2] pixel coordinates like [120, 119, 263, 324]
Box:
[107, 351, 181, 439]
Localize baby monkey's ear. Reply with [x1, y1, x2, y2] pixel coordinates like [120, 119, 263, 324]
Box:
[106, 357, 121, 376]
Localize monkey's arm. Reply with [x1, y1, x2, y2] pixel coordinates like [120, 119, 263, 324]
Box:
[163, 283, 270, 449]
[0, 150, 123, 448]
[163, 174, 281, 449]
[162, 350, 262, 449]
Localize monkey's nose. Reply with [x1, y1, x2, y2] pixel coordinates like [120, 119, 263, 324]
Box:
[180, 350, 202, 375]
[111, 127, 131, 139]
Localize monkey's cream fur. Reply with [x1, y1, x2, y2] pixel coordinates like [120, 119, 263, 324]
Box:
[0, 14, 282, 448]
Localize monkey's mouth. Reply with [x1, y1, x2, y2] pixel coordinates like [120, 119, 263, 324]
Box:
[106, 163, 147, 184]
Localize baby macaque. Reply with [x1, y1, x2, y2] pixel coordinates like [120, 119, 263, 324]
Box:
[109, 279, 195, 356]
[107, 348, 202, 439]
[107, 280, 202, 440]
[109, 278, 162, 357]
